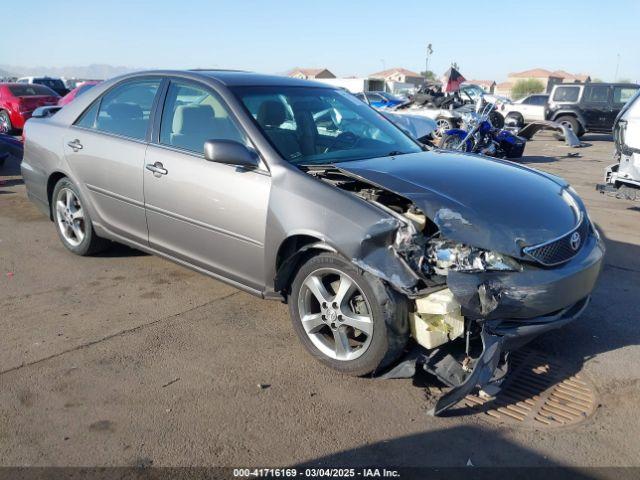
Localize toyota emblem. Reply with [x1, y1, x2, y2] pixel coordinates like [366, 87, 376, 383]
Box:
[570, 232, 581, 251]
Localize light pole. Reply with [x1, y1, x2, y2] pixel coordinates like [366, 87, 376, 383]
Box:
[425, 43, 433, 78]
[614, 53, 620, 82]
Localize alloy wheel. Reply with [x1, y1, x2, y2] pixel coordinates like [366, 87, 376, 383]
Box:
[55, 188, 86, 247]
[297, 268, 373, 361]
[0, 113, 10, 134]
[435, 118, 452, 137]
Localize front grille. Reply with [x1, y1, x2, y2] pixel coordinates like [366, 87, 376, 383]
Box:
[523, 217, 590, 266]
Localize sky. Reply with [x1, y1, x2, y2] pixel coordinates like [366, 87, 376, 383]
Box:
[3, 0, 639, 82]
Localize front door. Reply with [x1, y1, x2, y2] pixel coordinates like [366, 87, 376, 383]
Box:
[143, 80, 271, 290]
[64, 78, 161, 244]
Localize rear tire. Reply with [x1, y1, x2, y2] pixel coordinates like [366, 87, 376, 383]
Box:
[556, 115, 584, 137]
[52, 178, 110, 256]
[0, 110, 12, 135]
[288, 252, 408, 376]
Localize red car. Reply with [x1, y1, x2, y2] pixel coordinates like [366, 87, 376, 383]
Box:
[58, 81, 100, 106]
[0, 83, 60, 133]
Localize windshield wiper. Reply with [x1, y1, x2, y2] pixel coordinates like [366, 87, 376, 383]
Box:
[384, 151, 406, 157]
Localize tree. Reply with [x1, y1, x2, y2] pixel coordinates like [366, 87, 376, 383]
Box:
[420, 70, 437, 81]
[511, 79, 545, 99]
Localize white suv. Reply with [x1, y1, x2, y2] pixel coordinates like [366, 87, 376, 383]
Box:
[501, 94, 549, 126]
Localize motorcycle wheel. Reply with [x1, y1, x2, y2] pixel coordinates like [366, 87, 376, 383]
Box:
[440, 133, 472, 152]
[489, 111, 505, 129]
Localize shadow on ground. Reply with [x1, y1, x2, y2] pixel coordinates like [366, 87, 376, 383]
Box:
[297, 425, 603, 476]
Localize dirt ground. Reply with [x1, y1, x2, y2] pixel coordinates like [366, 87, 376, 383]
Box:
[1, 133, 639, 468]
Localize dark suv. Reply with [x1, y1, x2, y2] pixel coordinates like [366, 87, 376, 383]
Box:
[545, 83, 639, 137]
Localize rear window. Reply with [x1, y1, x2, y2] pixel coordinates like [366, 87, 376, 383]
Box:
[8, 84, 57, 97]
[552, 86, 580, 102]
[35, 78, 66, 91]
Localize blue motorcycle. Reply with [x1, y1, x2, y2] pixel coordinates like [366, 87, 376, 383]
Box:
[440, 102, 526, 159]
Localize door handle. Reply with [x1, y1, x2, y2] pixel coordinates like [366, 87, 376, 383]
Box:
[67, 139, 83, 151]
[146, 162, 168, 176]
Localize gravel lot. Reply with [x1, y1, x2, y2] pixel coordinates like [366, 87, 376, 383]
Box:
[1, 134, 639, 468]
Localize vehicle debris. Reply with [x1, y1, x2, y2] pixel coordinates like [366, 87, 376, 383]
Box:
[512, 120, 582, 147]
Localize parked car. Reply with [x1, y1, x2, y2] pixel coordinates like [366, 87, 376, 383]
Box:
[16, 76, 69, 96]
[22, 70, 604, 415]
[0, 132, 23, 167]
[0, 83, 60, 133]
[546, 83, 639, 137]
[355, 91, 405, 108]
[597, 89, 640, 200]
[500, 94, 549, 126]
[58, 81, 100, 106]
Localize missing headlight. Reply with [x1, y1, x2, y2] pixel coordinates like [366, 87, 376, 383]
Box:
[426, 239, 522, 275]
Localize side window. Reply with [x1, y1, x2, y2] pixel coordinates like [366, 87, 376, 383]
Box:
[159, 81, 247, 154]
[93, 79, 160, 140]
[613, 87, 639, 107]
[583, 85, 609, 103]
[75, 101, 100, 129]
[521, 97, 532, 105]
[531, 96, 547, 106]
[552, 87, 580, 102]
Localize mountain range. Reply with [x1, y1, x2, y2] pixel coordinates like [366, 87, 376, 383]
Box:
[0, 64, 139, 80]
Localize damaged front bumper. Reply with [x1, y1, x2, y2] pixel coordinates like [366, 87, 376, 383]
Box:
[382, 233, 604, 416]
[382, 296, 592, 416]
[430, 296, 591, 416]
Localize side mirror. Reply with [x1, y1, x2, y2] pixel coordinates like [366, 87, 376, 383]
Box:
[204, 140, 259, 169]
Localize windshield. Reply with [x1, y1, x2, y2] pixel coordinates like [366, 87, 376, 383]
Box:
[232, 86, 422, 165]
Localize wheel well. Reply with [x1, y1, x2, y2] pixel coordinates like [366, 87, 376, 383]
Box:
[554, 112, 580, 122]
[274, 234, 336, 295]
[46, 172, 67, 220]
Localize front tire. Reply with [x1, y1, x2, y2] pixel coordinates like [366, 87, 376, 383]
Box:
[556, 115, 584, 137]
[52, 178, 109, 256]
[288, 253, 408, 376]
[434, 117, 453, 138]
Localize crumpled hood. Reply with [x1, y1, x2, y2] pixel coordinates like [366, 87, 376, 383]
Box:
[337, 150, 583, 258]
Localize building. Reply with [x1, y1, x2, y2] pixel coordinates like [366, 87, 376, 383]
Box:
[466, 79, 496, 93]
[494, 81, 514, 98]
[498, 68, 592, 98]
[551, 70, 591, 83]
[507, 69, 565, 92]
[369, 67, 425, 88]
[287, 68, 336, 80]
[313, 77, 385, 93]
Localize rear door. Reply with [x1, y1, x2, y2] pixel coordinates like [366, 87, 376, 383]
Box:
[63, 78, 161, 244]
[143, 79, 271, 290]
[582, 84, 611, 130]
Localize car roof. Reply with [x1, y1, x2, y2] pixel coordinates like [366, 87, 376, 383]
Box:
[552, 82, 639, 88]
[115, 69, 336, 89]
